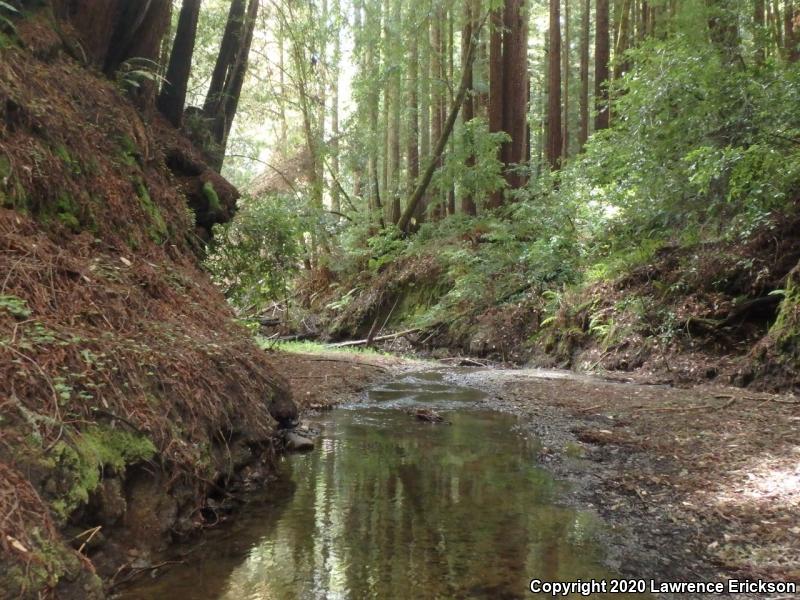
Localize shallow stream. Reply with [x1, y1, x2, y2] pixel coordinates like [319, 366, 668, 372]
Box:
[120, 372, 647, 599]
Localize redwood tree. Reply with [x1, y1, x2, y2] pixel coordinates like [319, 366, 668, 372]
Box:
[578, 0, 590, 149]
[595, 0, 610, 130]
[157, 0, 201, 127]
[546, 0, 562, 169]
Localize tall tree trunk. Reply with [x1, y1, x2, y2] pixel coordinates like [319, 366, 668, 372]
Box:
[211, 0, 259, 170]
[706, 0, 743, 66]
[103, 0, 172, 76]
[578, 0, 590, 149]
[787, 1, 800, 62]
[397, 20, 483, 232]
[389, 0, 402, 224]
[501, 0, 529, 186]
[754, 0, 766, 64]
[407, 18, 420, 200]
[613, 0, 632, 80]
[366, 0, 384, 223]
[488, 6, 505, 208]
[203, 0, 247, 118]
[157, 0, 200, 127]
[562, 0, 571, 160]
[771, 0, 783, 51]
[461, 0, 478, 216]
[595, 0, 611, 130]
[418, 10, 431, 223]
[546, 0, 562, 169]
[331, 0, 342, 216]
[278, 21, 288, 147]
[430, 5, 444, 220]
[447, 7, 456, 216]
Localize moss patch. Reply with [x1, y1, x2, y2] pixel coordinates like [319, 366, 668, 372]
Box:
[134, 178, 167, 242]
[202, 181, 221, 216]
[50, 426, 156, 521]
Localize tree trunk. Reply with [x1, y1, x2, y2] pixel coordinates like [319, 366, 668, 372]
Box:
[389, 0, 402, 224]
[407, 20, 420, 199]
[546, 0, 562, 169]
[595, 0, 611, 130]
[157, 0, 201, 127]
[417, 10, 431, 223]
[501, 0, 529, 186]
[447, 8, 456, 216]
[706, 0, 743, 66]
[461, 0, 478, 216]
[331, 0, 342, 216]
[578, 0, 590, 149]
[430, 7, 444, 220]
[202, 0, 247, 118]
[488, 6, 505, 208]
[397, 20, 483, 233]
[787, 2, 800, 62]
[562, 0, 570, 160]
[754, 0, 766, 64]
[613, 0, 632, 80]
[212, 0, 259, 169]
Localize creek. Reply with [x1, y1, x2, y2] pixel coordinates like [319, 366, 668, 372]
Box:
[119, 372, 649, 599]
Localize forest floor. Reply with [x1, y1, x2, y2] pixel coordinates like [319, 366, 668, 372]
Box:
[275, 348, 800, 596]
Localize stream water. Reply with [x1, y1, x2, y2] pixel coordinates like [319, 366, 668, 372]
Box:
[119, 372, 648, 599]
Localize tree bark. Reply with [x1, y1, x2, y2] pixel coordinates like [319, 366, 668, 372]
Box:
[562, 0, 571, 160]
[417, 10, 431, 223]
[211, 0, 259, 169]
[754, 0, 766, 64]
[389, 0, 403, 224]
[407, 20, 420, 199]
[157, 0, 201, 127]
[788, 2, 800, 62]
[331, 0, 342, 216]
[397, 15, 483, 233]
[488, 6, 504, 208]
[461, 0, 478, 216]
[501, 0, 529, 186]
[202, 0, 246, 118]
[595, 0, 611, 130]
[430, 6, 445, 220]
[578, 0, 590, 149]
[613, 0, 632, 80]
[546, 0, 562, 169]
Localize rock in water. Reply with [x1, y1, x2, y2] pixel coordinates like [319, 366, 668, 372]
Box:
[269, 393, 299, 428]
[414, 408, 446, 423]
[284, 431, 314, 452]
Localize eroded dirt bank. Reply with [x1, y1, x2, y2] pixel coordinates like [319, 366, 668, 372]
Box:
[278, 351, 799, 599]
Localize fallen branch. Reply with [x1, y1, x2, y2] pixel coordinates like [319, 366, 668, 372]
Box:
[326, 328, 422, 348]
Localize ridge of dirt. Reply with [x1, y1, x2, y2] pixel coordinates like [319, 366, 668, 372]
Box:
[0, 12, 288, 599]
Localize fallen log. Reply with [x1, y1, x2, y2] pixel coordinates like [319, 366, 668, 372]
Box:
[326, 328, 422, 348]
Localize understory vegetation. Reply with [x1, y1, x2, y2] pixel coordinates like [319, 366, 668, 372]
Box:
[207, 0, 800, 387]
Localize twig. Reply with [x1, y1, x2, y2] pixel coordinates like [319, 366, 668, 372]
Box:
[632, 398, 736, 413]
[742, 395, 800, 405]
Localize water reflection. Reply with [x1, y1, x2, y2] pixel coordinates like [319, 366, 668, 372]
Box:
[121, 379, 647, 600]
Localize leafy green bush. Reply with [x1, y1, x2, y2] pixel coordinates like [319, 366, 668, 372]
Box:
[206, 194, 301, 311]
